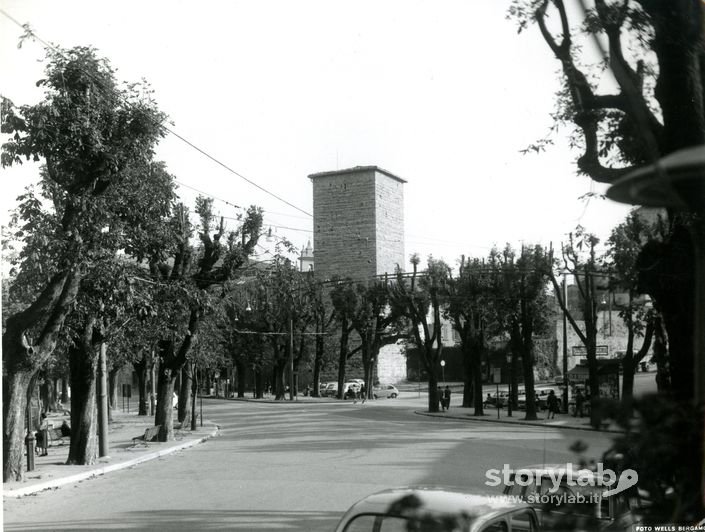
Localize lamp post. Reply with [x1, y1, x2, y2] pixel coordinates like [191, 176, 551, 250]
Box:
[506, 353, 513, 417]
[440, 360, 446, 387]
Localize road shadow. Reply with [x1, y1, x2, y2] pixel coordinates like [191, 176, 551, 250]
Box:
[4, 509, 342, 531]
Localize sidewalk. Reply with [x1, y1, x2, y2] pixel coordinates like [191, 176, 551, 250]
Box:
[416, 404, 623, 433]
[3, 408, 218, 498]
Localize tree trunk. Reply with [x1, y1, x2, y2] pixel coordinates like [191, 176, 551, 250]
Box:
[473, 351, 485, 416]
[154, 308, 202, 441]
[178, 364, 192, 426]
[135, 357, 149, 416]
[154, 364, 177, 442]
[109, 366, 120, 410]
[61, 377, 69, 404]
[2, 268, 81, 481]
[521, 346, 538, 421]
[461, 343, 473, 408]
[622, 357, 636, 405]
[67, 342, 99, 466]
[517, 319, 538, 421]
[336, 323, 350, 400]
[3, 371, 33, 481]
[235, 361, 246, 398]
[254, 369, 264, 399]
[313, 333, 324, 397]
[273, 359, 287, 400]
[427, 370, 440, 413]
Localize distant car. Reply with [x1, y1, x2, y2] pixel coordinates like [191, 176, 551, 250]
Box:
[335, 487, 540, 532]
[500, 464, 640, 530]
[372, 384, 399, 399]
[324, 383, 338, 397]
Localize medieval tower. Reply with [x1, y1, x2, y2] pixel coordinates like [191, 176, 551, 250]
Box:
[308, 166, 405, 281]
[307, 165, 407, 383]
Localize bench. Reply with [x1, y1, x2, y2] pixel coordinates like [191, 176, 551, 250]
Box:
[47, 427, 68, 446]
[132, 425, 161, 445]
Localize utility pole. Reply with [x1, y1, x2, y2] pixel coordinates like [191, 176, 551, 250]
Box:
[98, 342, 109, 457]
[289, 317, 295, 401]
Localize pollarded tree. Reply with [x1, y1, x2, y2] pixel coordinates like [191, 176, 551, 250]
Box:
[489, 245, 553, 421]
[446, 256, 496, 415]
[389, 255, 450, 413]
[1, 46, 166, 481]
[150, 197, 262, 440]
[547, 227, 603, 426]
[508, 2, 702, 406]
[330, 279, 363, 399]
[305, 277, 336, 397]
[349, 281, 401, 400]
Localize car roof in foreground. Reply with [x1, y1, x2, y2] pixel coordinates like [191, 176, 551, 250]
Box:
[336, 487, 531, 530]
[513, 464, 606, 482]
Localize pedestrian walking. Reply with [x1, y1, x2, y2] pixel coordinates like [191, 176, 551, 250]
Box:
[574, 389, 585, 417]
[546, 390, 559, 419]
[36, 413, 48, 456]
[443, 386, 452, 411]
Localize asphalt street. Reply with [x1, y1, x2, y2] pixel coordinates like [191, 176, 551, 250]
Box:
[3, 396, 616, 531]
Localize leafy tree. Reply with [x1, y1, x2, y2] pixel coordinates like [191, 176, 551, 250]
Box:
[329, 280, 363, 399]
[547, 228, 603, 426]
[389, 255, 450, 413]
[1, 46, 166, 481]
[305, 277, 336, 397]
[349, 281, 401, 400]
[242, 255, 310, 400]
[446, 256, 494, 415]
[605, 211, 660, 404]
[508, 3, 704, 517]
[330, 279, 400, 400]
[490, 245, 553, 421]
[150, 198, 262, 440]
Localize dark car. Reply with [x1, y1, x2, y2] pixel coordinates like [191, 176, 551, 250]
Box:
[336, 487, 540, 532]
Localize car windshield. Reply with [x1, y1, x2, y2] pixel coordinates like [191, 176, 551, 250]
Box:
[343, 512, 472, 532]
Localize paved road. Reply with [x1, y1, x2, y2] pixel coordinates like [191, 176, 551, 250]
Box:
[3, 397, 616, 531]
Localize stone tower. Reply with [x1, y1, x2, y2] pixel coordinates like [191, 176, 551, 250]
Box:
[308, 166, 406, 282]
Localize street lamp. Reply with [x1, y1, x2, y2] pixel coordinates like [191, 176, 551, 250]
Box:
[506, 353, 513, 417]
[440, 360, 446, 387]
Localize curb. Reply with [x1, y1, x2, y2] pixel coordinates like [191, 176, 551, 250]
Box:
[414, 411, 624, 434]
[3, 423, 220, 498]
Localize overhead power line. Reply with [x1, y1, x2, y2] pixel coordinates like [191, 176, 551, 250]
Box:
[0, 8, 312, 218]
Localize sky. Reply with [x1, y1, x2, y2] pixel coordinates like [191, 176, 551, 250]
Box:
[0, 0, 633, 272]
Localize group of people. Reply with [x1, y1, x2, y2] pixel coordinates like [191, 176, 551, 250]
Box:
[34, 413, 71, 455]
[438, 385, 452, 411]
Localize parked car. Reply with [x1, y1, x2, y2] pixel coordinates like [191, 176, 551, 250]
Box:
[324, 382, 338, 397]
[335, 487, 540, 532]
[372, 384, 399, 399]
[500, 464, 640, 530]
